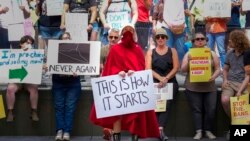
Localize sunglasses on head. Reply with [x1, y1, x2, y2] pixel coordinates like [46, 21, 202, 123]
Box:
[155, 35, 167, 40]
[109, 36, 119, 40]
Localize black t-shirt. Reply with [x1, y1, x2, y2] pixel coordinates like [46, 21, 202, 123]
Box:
[64, 0, 97, 13]
[244, 49, 250, 66]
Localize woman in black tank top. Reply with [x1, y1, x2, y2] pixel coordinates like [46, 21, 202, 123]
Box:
[145, 28, 179, 141]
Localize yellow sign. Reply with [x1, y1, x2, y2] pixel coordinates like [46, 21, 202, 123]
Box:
[0, 95, 6, 119]
[230, 94, 250, 125]
[189, 48, 212, 82]
[155, 100, 167, 112]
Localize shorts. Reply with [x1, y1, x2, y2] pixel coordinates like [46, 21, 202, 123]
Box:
[221, 80, 249, 96]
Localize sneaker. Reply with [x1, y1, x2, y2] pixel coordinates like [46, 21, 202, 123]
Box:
[193, 132, 202, 140]
[103, 128, 112, 140]
[6, 110, 14, 122]
[226, 130, 230, 141]
[159, 129, 168, 141]
[63, 132, 70, 141]
[205, 131, 216, 139]
[31, 109, 39, 121]
[55, 130, 63, 141]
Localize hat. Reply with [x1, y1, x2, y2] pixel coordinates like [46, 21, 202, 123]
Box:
[120, 23, 135, 35]
[155, 28, 168, 38]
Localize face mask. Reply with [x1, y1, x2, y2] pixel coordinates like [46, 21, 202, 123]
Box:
[23, 44, 32, 50]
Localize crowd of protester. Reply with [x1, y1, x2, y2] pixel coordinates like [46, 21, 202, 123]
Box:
[1, 0, 250, 141]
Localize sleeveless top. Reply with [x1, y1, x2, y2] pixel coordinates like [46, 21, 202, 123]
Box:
[184, 51, 217, 92]
[152, 48, 177, 83]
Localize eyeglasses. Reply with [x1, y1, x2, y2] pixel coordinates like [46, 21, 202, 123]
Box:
[156, 35, 167, 40]
[194, 37, 206, 41]
[109, 36, 119, 40]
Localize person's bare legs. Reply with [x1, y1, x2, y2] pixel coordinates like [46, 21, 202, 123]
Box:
[6, 83, 19, 121]
[26, 84, 39, 121]
[221, 94, 231, 117]
[112, 118, 121, 141]
[90, 30, 98, 41]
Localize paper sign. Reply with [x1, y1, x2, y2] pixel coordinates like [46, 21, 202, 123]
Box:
[155, 100, 167, 112]
[65, 13, 88, 41]
[154, 83, 173, 100]
[91, 70, 156, 118]
[0, 95, 6, 119]
[189, 48, 212, 82]
[230, 94, 250, 125]
[0, 49, 44, 84]
[46, 0, 64, 16]
[9, 0, 25, 24]
[242, 0, 250, 11]
[47, 40, 101, 75]
[163, 0, 185, 25]
[204, 0, 231, 17]
[107, 12, 129, 30]
[8, 24, 25, 41]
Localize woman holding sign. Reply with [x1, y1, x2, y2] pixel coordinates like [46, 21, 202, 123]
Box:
[145, 28, 179, 141]
[181, 32, 221, 140]
[90, 24, 160, 141]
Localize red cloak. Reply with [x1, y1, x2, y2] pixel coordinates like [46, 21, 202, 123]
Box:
[89, 42, 160, 138]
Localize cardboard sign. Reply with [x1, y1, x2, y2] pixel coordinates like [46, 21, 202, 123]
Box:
[91, 70, 156, 118]
[0, 49, 44, 84]
[204, 0, 231, 17]
[230, 94, 250, 125]
[65, 13, 88, 41]
[47, 40, 101, 75]
[107, 12, 129, 30]
[46, 0, 64, 16]
[0, 95, 6, 119]
[189, 48, 212, 82]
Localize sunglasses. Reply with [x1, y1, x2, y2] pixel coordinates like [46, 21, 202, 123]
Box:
[194, 37, 206, 41]
[156, 35, 167, 40]
[109, 36, 119, 40]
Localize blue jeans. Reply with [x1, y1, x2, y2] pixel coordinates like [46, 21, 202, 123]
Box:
[39, 25, 63, 39]
[206, 32, 226, 68]
[165, 28, 186, 63]
[185, 89, 217, 131]
[100, 28, 109, 46]
[52, 76, 81, 133]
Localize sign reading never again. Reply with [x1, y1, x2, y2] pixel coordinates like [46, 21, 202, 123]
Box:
[91, 70, 156, 118]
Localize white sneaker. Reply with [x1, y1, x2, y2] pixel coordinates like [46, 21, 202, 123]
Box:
[193, 132, 202, 140]
[205, 131, 216, 139]
[63, 132, 70, 141]
[55, 130, 63, 141]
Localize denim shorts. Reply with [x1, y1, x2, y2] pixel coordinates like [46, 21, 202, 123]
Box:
[39, 25, 63, 39]
[92, 22, 99, 32]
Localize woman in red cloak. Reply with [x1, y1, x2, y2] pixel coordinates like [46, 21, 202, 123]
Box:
[90, 24, 160, 141]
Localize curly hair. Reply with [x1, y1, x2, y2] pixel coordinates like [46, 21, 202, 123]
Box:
[229, 30, 250, 53]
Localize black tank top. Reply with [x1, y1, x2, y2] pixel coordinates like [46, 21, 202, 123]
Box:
[152, 48, 177, 83]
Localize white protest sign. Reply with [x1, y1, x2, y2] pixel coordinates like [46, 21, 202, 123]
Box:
[8, 24, 25, 41]
[107, 12, 129, 30]
[242, 0, 250, 11]
[47, 40, 101, 75]
[65, 13, 88, 41]
[163, 0, 185, 25]
[204, 0, 231, 17]
[9, 0, 25, 24]
[0, 49, 44, 84]
[154, 83, 173, 100]
[91, 70, 156, 118]
[46, 0, 64, 16]
[246, 29, 250, 40]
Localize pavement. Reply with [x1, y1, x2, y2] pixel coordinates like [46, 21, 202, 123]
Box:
[0, 136, 227, 141]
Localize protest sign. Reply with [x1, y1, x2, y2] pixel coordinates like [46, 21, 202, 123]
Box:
[204, 0, 231, 17]
[155, 100, 167, 112]
[163, 0, 185, 25]
[154, 83, 173, 100]
[91, 70, 156, 118]
[0, 95, 6, 119]
[46, 0, 64, 16]
[0, 49, 44, 84]
[189, 48, 212, 82]
[107, 12, 129, 30]
[230, 94, 250, 125]
[9, 0, 25, 24]
[246, 29, 250, 40]
[65, 13, 88, 41]
[47, 40, 101, 75]
[8, 24, 25, 41]
[242, 0, 250, 11]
